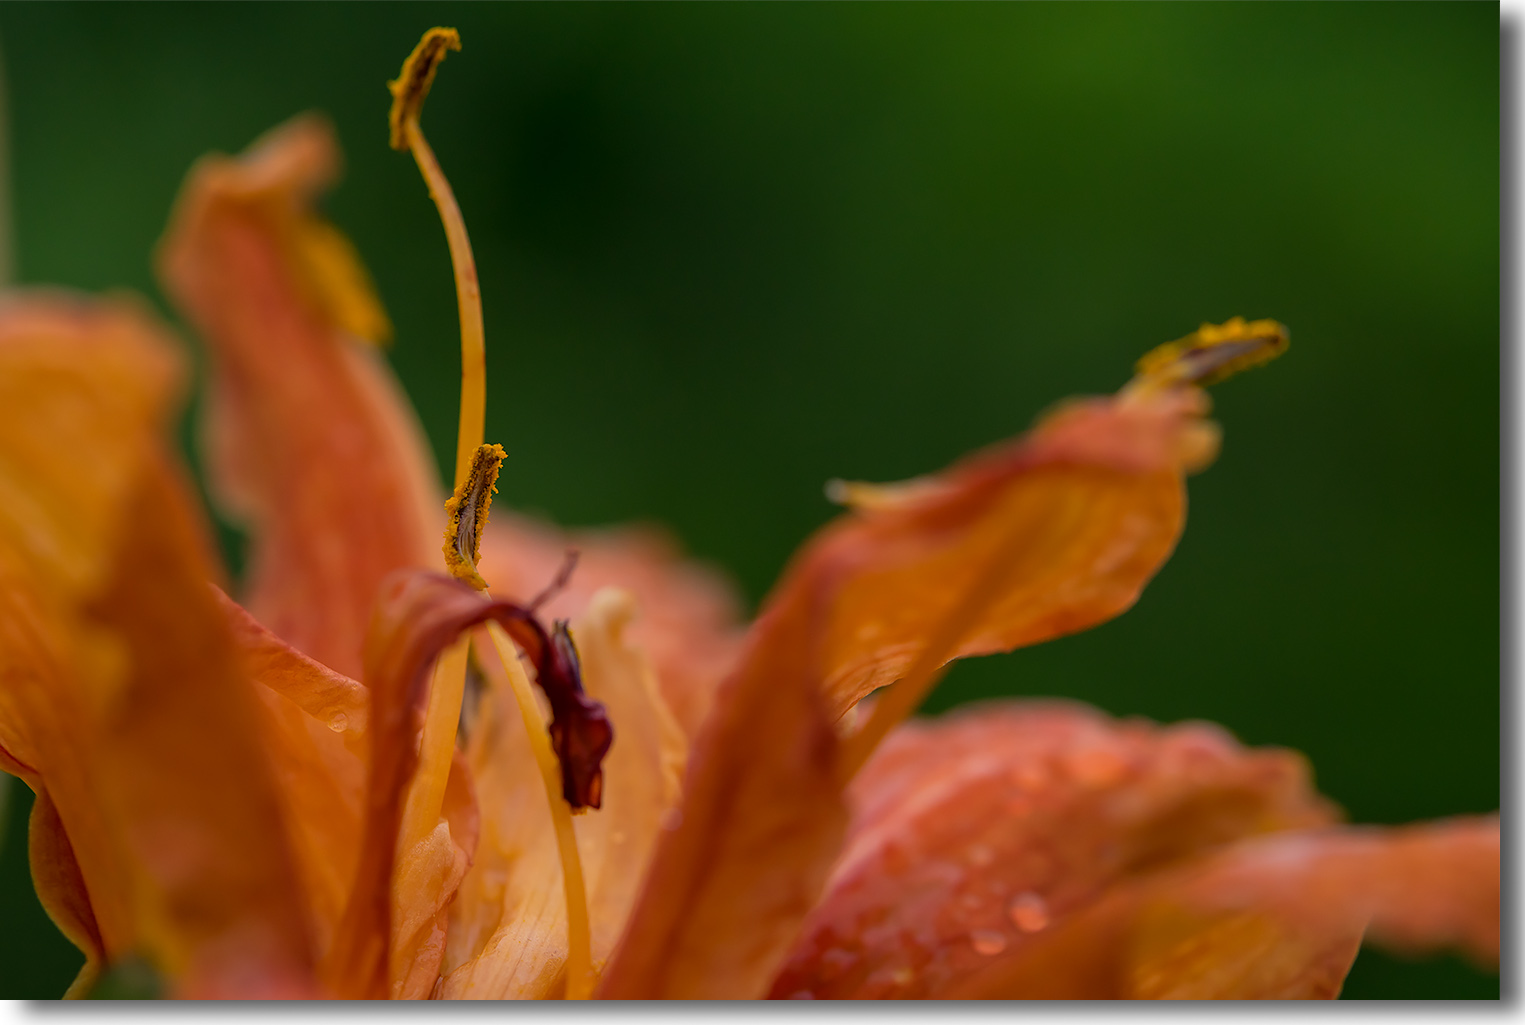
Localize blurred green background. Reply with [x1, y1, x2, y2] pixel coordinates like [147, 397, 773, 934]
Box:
[0, 2, 1499, 1000]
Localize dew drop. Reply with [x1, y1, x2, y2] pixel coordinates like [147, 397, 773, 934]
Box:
[970, 930, 1007, 956]
[327, 712, 348, 733]
[1007, 891, 1050, 933]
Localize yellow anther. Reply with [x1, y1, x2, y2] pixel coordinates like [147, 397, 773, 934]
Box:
[387, 28, 461, 153]
[1132, 317, 1289, 388]
[442, 443, 505, 591]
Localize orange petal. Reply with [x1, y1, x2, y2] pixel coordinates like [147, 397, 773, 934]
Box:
[942, 816, 1499, 998]
[29, 786, 106, 999]
[479, 515, 746, 740]
[217, 590, 368, 961]
[157, 114, 441, 680]
[770, 701, 1336, 998]
[773, 386, 1218, 722]
[0, 294, 316, 997]
[440, 587, 688, 998]
[596, 589, 849, 999]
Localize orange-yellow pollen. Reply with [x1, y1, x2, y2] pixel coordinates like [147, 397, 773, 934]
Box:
[1132, 316, 1289, 389]
[442, 443, 505, 591]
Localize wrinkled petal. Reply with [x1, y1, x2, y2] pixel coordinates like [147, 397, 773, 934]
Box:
[0, 294, 316, 997]
[597, 590, 848, 999]
[770, 701, 1336, 998]
[771, 387, 1218, 721]
[479, 514, 746, 739]
[941, 816, 1499, 999]
[440, 587, 688, 998]
[157, 114, 441, 680]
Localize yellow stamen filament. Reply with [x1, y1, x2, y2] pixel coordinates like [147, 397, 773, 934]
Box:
[485, 619, 594, 1000]
[390, 29, 592, 999]
[389, 27, 485, 489]
[397, 637, 470, 854]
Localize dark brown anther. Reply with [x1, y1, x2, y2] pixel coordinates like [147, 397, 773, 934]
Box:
[493, 605, 611, 809]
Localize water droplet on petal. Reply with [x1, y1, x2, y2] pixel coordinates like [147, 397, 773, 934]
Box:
[970, 930, 1007, 956]
[327, 712, 348, 733]
[1008, 891, 1050, 932]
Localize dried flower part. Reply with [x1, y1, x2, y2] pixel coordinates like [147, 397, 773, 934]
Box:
[443, 443, 506, 591]
[478, 515, 747, 742]
[157, 115, 441, 680]
[0, 295, 316, 997]
[942, 815, 1499, 998]
[770, 702, 1337, 999]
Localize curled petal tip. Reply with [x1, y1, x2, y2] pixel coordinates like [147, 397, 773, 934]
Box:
[388, 27, 462, 151]
[1134, 317, 1289, 388]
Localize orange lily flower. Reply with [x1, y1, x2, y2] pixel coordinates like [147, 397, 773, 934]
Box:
[0, 28, 1497, 1001]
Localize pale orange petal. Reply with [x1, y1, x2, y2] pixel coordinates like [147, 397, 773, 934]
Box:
[157, 113, 441, 680]
[0, 294, 316, 997]
[942, 816, 1499, 998]
[440, 587, 688, 998]
[769, 387, 1217, 722]
[479, 514, 746, 739]
[770, 701, 1335, 998]
[596, 591, 848, 999]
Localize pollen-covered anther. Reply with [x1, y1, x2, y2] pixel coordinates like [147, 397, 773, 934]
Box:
[442, 442, 505, 590]
[387, 27, 461, 151]
[1133, 316, 1290, 388]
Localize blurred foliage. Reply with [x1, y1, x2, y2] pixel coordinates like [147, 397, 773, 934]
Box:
[0, 2, 1498, 999]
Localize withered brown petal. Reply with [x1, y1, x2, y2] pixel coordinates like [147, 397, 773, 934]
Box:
[770, 702, 1337, 999]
